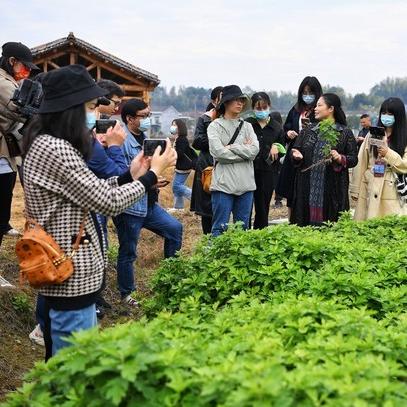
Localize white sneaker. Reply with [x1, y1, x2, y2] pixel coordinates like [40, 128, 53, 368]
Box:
[123, 295, 139, 307]
[29, 324, 45, 347]
[6, 228, 21, 237]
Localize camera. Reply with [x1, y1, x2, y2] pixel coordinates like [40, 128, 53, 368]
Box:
[11, 79, 43, 118]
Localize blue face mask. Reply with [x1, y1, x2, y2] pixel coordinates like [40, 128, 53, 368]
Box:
[254, 109, 270, 120]
[302, 94, 315, 105]
[86, 112, 96, 130]
[170, 125, 177, 135]
[139, 117, 151, 132]
[381, 114, 395, 128]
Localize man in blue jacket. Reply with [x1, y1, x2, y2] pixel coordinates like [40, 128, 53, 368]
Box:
[114, 98, 183, 306]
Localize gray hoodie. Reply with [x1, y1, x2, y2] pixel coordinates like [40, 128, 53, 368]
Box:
[208, 117, 259, 195]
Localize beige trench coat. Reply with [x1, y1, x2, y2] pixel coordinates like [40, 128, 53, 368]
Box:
[350, 134, 407, 220]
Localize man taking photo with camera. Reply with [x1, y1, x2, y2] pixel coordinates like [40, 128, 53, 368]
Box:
[0, 41, 38, 247]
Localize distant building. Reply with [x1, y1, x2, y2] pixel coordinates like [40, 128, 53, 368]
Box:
[30, 32, 160, 103]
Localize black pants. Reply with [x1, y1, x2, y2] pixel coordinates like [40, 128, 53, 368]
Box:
[0, 171, 17, 246]
[253, 170, 278, 229]
[201, 215, 212, 234]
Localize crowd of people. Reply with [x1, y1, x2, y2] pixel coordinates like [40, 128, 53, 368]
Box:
[1, 41, 407, 359]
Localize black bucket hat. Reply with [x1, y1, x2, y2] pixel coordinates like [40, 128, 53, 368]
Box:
[38, 64, 108, 113]
[1, 42, 39, 70]
[217, 85, 250, 112]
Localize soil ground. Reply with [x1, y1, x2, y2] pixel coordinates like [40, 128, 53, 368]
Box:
[0, 170, 288, 401]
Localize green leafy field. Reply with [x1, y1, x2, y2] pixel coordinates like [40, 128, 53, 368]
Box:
[3, 215, 407, 406]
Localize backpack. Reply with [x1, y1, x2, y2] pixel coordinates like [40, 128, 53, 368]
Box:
[16, 214, 86, 288]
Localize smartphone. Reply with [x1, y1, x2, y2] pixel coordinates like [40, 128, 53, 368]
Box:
[143, 139, 167, 156]
[369, 126, 385, 139]
[301, 117, 310, 128]
[95, 119, 117, 133]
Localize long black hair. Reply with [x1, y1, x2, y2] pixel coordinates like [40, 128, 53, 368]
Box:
[296, 76, 322, 113]
[173, 118, 188, 137]
[24, 104, 93, 160]
[377, 97, 407, 157]
[321, 93, 347, 126]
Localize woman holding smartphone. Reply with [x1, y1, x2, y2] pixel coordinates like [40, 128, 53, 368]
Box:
[350, 97, 407, 219]
[276, 76, 322, 215]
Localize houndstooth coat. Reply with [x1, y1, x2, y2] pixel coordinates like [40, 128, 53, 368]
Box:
[23, 135, 146, 298]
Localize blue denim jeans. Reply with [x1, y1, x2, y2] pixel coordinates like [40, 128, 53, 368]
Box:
[172, 172, 192, 209]
[50, 304, 97, 355]
[96, 213, 109, 248]
[113, 204, 183, 297]
[211, 191, 254, 237]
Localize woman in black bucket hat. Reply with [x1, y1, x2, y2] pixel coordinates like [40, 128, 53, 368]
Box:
[23, 64, 177, 358]
[208, 85, 259, 236]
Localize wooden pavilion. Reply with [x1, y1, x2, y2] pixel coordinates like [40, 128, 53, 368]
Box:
[30, 32, 160, 102]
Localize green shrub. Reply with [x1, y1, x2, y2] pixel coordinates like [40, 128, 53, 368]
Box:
[3, 297, 406, 406]
[11, 293, 31, 313]
[145, 216, 407, 316]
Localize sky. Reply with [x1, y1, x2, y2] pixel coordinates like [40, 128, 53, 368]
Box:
[1, 0, 406, 95]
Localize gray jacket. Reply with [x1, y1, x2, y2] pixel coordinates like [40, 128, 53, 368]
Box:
[208, 117, 259, 195]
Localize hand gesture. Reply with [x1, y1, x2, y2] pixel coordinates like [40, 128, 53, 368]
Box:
[104, 121, 127, 147]
[330, 150, 342, 164]
[292, 148, 303, 160]
[130, 151, 150, 180]
[150, 139, 177, 177]
[287, 130, 298, 140]
[269, 144, 279, 161]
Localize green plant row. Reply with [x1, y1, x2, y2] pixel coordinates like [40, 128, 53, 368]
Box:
[145, 215, 407, 317]
[3, 297, 406, 407]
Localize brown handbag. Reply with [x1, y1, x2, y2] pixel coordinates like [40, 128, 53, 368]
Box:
[201, 166, 214, 194]
[16, 213, 87, 288]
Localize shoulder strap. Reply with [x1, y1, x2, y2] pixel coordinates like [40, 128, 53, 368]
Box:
[227, 120, 244, 146]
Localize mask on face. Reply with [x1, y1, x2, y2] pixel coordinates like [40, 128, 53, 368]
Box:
[86, 112, 96, 130]
[254, 109, 270, 120]
[13, 64, 31, 81]
[139, 117, 151, 132]
[170, 125, 177, 135]
[381, 114, 395, 128]
[302, 94, 315, 105]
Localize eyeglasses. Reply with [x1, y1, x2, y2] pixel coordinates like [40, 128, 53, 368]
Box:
[135, 113, 152, 119]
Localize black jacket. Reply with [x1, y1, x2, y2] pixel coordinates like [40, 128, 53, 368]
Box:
[190, 114, 213, 217]
[246, 116, 285, 172]
[290, 123, 358, 226]
[175, 135, 197, 171]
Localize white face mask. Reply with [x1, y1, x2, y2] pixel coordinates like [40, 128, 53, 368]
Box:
[170, 125, 177, 135]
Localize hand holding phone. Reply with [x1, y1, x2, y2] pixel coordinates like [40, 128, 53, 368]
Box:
[95, 119, 117, 134]
[143, 139, 167, 156]
[104, 121, 126, 147]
